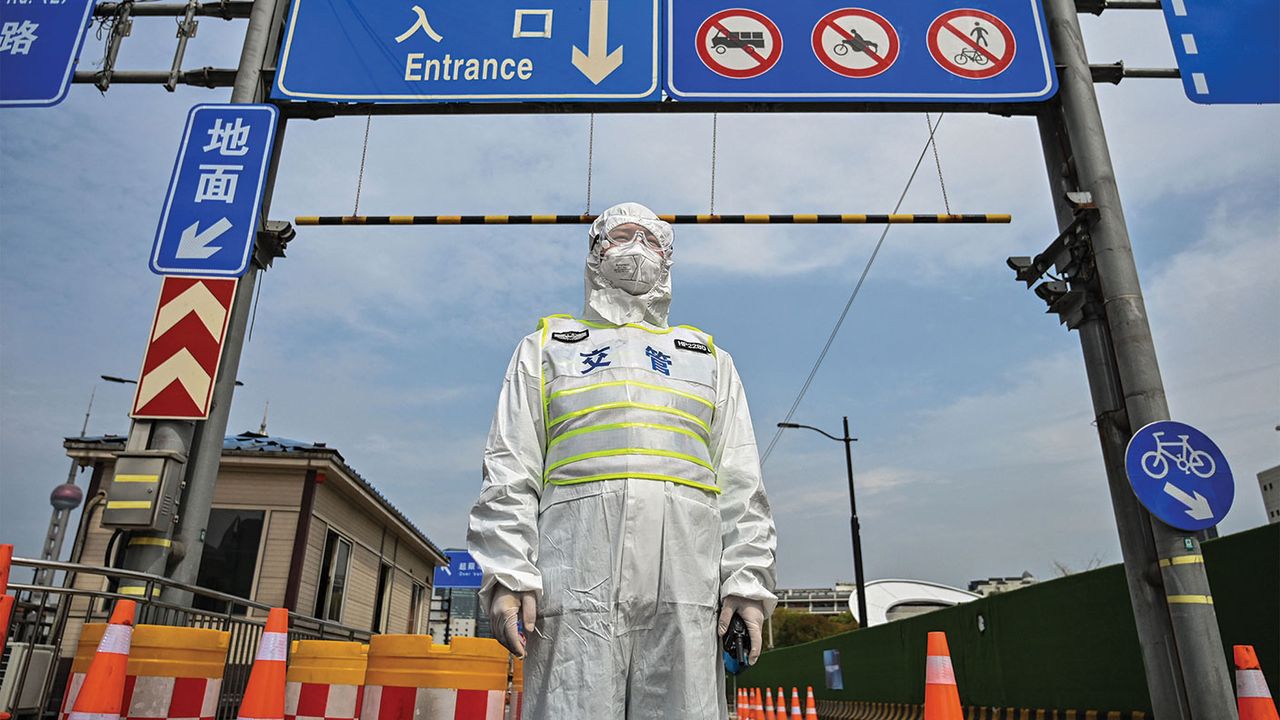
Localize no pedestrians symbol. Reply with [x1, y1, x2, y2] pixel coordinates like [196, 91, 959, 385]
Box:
[811, 8, 900, 79]
[696, 9, 783, 79]
[928, 9, 1016, 79]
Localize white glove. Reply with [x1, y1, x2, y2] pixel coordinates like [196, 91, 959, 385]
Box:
[718, 595, 766, 664]
[489, 585, 537, 658]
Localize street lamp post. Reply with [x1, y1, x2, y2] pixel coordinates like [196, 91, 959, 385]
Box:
[777, 416, 868, 628]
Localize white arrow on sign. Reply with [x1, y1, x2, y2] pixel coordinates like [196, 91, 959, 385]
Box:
[152, 281, 232, 342]
[177, 217, 233, 260]
[572, 0, 624, 84]
[1163, 482, 1214, 521]
[135, 347, 212, 410]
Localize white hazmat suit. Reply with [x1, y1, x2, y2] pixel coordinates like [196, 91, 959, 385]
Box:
[468, 202, 777, 719]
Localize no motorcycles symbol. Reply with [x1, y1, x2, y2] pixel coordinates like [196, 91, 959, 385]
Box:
[696, 9, 783, 79]
[928, 9, 1016, 79]
[811, 8, 900, 79]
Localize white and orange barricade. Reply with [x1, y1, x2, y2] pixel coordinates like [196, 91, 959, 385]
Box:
[62, 621, 228, 720]
[360, 636, 507, 720]
[285, 640, 367, 720]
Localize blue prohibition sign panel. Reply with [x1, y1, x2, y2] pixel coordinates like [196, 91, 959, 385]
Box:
[151, 104, 279, 278]
[1124, 420, 1234, 531]
[666, 0, 1057, 102]
[0, 0, 97, 107]
[1159, 0, 1280, 104]
[435, 549, 484, 589]
[273, 0, 659, 102]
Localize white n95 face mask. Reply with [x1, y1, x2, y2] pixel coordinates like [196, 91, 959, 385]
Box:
[598, 244, 663, 295]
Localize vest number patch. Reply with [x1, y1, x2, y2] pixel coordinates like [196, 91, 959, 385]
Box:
[552, 330, 589, 343]
[675, 339, 711, 355]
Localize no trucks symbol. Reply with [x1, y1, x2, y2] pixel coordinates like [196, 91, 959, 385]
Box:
[811, 8, 900, 79]
[928, 9, 1016, 80]
[696, 9, 783, 79]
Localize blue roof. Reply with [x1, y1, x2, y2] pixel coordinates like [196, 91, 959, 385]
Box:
[68, 431, 446, 562]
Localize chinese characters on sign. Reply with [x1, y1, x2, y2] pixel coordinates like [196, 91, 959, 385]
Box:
[150, 104, 279, 277]
[0, 0, 95, 106]
[0, 20, 39, 55]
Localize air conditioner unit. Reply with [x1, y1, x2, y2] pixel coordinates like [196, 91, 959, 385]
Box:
[0, 642, 57, 713]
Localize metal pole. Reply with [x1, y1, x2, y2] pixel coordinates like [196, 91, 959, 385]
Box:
[842, 416, 868, 627]
[1040, 0, 1237, 716]
[163, 0, 290, 601]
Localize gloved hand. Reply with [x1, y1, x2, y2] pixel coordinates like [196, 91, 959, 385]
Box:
[718, 595, 766, 664]
[489, 585, 537, 658]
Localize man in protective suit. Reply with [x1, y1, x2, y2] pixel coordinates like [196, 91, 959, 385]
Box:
[468, 202, 777, 719]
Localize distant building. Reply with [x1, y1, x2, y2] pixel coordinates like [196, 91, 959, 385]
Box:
[775, 583, 857, 616]
[1259, 465, 1280, 524]
[62, 431, 448, 650]
[968, 571, 1037, 596]
[853, 580, 980, 626]
[429, 586, 493, 641]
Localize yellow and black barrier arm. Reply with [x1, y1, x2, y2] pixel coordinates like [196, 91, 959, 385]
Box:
[293, 213, 1012, 226]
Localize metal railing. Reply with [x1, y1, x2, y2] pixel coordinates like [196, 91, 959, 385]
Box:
[2, 557, 372, 720]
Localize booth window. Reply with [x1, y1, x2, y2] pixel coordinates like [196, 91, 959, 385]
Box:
[193, 509, 264, 613]
[314, 529, 353, 622]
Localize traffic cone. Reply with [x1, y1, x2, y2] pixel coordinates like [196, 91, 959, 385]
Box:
[0, 544, 12, 593]
[804, 686, 818, 720]
[765, 688, 777, 720]
[790, 687, 802, 720]
[0, 544, 11, 647]
[68, 600, 136, 720]
[755, 688, 765, 720]
[1235, 645, 1280, 720]
[924, 632, 963, 720]
[739, 688, 747, 719]
[238, 608, 289, 720]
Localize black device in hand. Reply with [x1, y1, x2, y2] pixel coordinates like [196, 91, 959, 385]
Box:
[721, 612, 751, 673]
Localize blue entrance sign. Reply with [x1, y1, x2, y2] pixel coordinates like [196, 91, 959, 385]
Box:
[666, 0, 1056, 103]
[1124, 420, 1234, 531]
[274, 0, 659, 103]
[0, 0, 96, 107]
[435, 549, 484, 589]
[1160, 0, 1280, 104]
[150, 104, 279, 278]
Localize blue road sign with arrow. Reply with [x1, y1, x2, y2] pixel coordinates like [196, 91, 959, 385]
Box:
[1159, 0, 1280, 104]
[273, 0, 659, 103]
[1125, 420, 1234, 531]
[150, 104, 278, 278]
[0, 0, 97, 107]
[434, 549, 484, 589]
[666, 0, 1056, 103]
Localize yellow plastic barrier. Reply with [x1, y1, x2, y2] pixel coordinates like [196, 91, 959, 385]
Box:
[361, 635, 509, 720]
[285, 640, 368, 720]
[61, 624, 229, 720]
[506, 657, 523, 720]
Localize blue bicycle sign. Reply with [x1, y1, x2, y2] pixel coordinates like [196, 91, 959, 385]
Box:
[1125, 420, 1233, 531]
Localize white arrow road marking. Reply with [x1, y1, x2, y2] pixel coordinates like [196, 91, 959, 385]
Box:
[177, 217, 233, 260]
[135, 348, 212, 410]
[1163, 482, 1214, 520]
[152, 281, 230, 342]
[572, 0, 623, 84]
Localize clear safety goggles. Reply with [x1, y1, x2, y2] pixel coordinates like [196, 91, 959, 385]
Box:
[591, 223, 672, 257]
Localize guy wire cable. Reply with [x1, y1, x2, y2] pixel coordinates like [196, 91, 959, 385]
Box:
[760, 114, 947, 466]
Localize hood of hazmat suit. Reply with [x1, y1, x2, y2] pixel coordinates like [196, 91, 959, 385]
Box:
[468, 201, 777, 720]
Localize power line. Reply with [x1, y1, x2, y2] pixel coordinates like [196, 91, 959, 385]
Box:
[760, 114, 947, 466]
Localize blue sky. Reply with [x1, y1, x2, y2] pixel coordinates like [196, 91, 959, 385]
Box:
[2, 7, 1277, 593]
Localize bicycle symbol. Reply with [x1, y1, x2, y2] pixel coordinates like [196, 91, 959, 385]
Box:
[1140, 432, 1216, 480]
[953, 48, 989, 66]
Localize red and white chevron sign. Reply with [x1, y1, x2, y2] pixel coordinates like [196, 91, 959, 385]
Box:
[131, 276, 238, 420]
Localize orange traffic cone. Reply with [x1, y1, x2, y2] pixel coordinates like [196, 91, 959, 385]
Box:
[0, 544, 11, 647]
[924, 632, 963, 720]
[790, 687, 802, 720]
[238, 608, 289, 720]
[755, 688, 765, 720]
[68, 599, 136, 720]
[804, 686, 818, 720]
[1235, 645, 1280, 720]
[765, 687, 778, 720]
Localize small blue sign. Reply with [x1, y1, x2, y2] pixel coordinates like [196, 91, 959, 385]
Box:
[273, 1, 659, 103]
[666, 0, 1056, 103]
[0, 0, 97, 107]
[1124, 420, 1234, 531]
[1160, 0, 1280, 104]
[150, 104, 279, 278]
[434, 549, 484, 589]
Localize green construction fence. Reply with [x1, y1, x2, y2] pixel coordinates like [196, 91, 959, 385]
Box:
[741, 522, 1278, 715]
